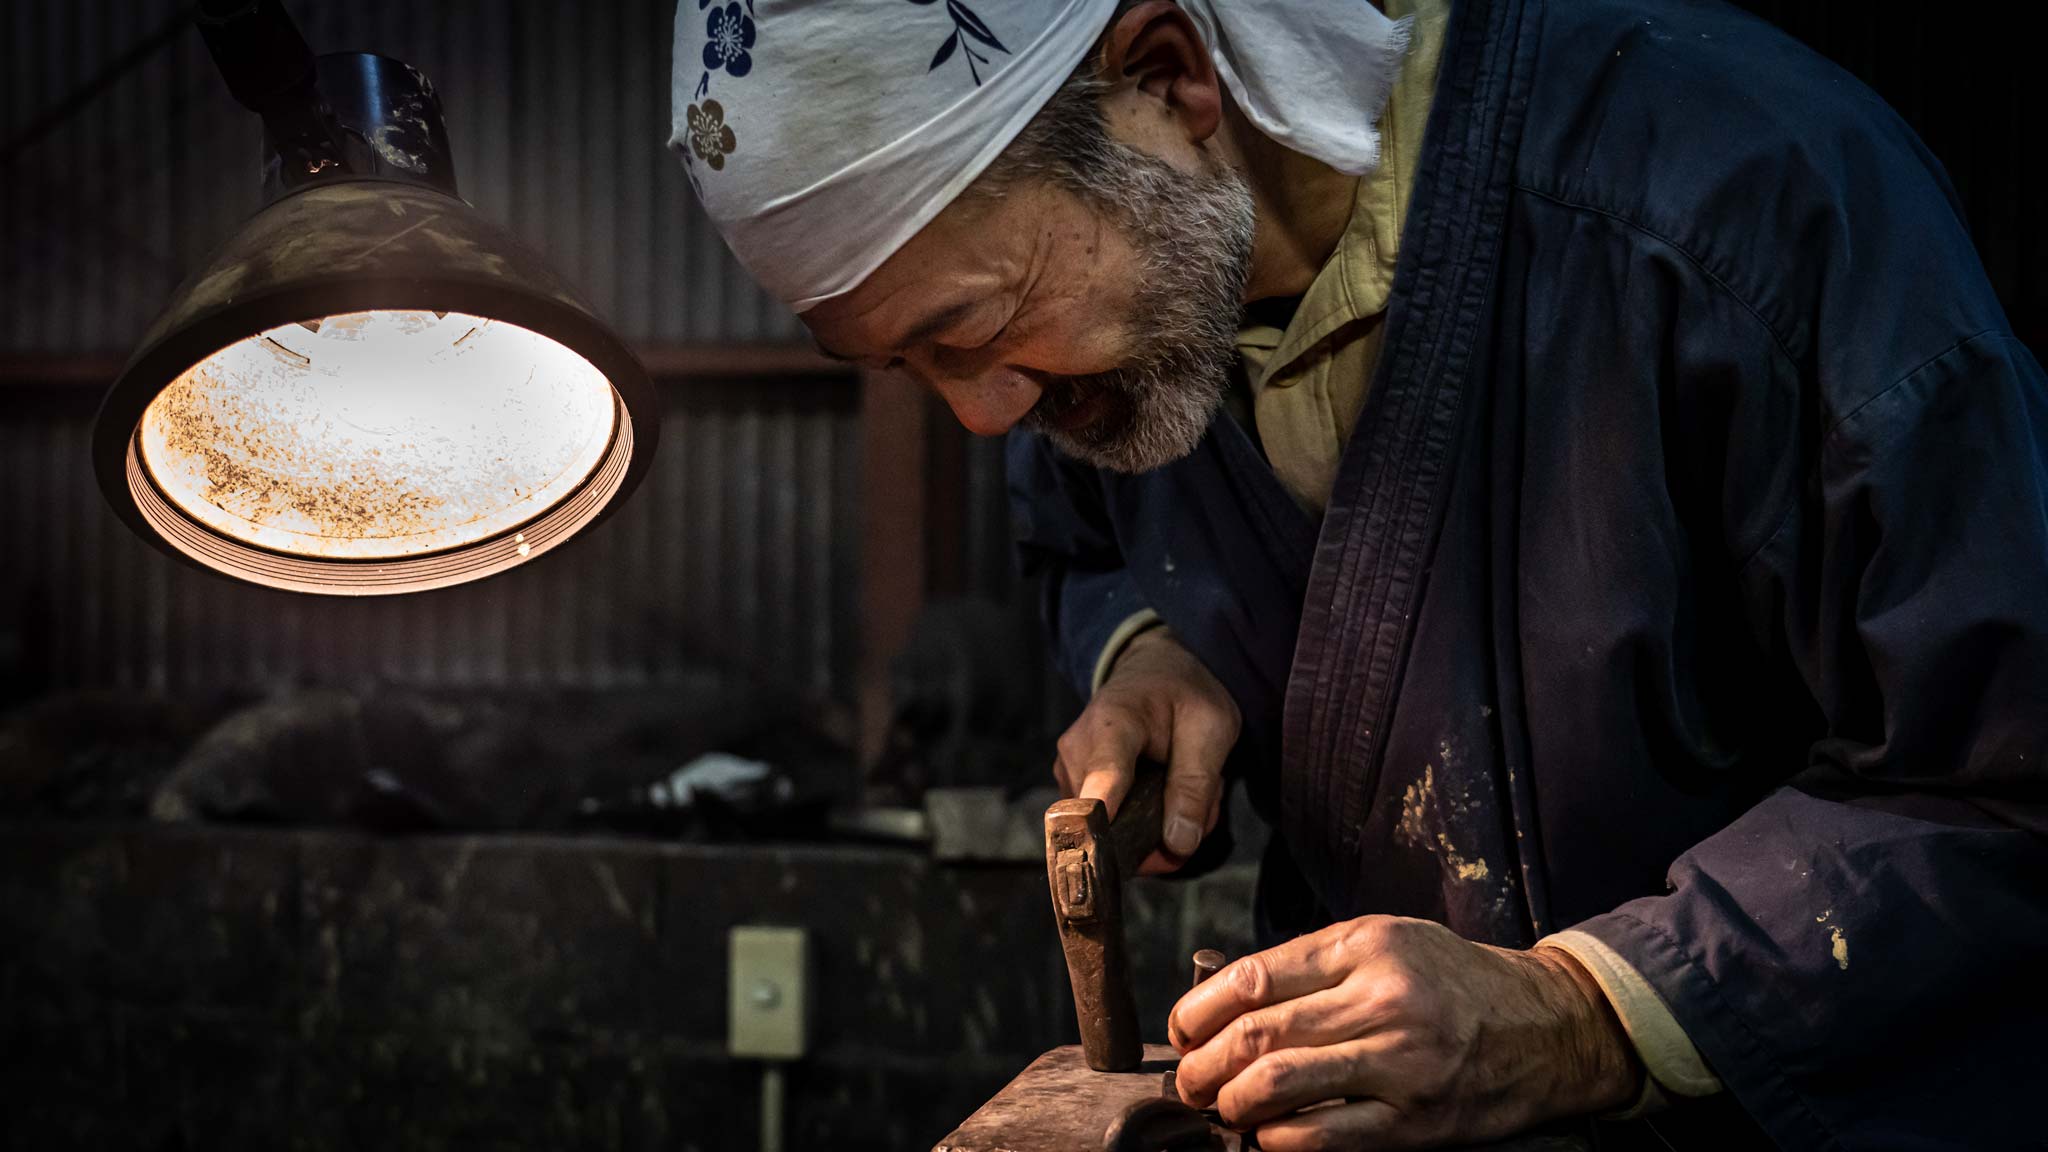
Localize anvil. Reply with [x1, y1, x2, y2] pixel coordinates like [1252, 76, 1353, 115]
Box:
[934, 1044, 1239, 1152]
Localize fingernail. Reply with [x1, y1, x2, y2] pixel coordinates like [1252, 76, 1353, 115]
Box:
[1165, 815, 1200, 857]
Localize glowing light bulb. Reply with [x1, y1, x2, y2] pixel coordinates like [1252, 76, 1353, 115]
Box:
[137, 310, 618, 560]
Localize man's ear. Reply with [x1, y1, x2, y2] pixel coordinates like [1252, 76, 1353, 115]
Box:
[1099, 1, 1222, 144]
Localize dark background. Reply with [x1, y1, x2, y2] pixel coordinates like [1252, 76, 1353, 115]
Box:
[1, 1, 2040, 1149]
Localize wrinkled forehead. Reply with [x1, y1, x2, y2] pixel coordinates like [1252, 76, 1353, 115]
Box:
[670, 0, 1117, 310]
[798, 188, 1030, 348]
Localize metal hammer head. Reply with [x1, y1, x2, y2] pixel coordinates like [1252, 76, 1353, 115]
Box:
[1045, 765, 1169, 1072]
[1047, 796, 1142, 1071]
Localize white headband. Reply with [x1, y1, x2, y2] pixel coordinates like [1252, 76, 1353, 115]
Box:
[671, 1, 1413, 312]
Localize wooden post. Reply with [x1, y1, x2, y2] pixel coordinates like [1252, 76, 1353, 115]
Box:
[857, 369, 930, 772]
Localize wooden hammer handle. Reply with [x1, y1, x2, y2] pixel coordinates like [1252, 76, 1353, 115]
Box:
[1106, 759, 1170, 878]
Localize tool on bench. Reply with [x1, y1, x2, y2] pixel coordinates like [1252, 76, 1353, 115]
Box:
[1155, 951, 1228, 1131]
[1103, 1095, 1231, 1152]
[1106, 950, 1241, 1152]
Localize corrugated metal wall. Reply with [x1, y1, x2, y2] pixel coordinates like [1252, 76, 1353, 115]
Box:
[2, 380, 859, 699]
[0, 0, 801, 352]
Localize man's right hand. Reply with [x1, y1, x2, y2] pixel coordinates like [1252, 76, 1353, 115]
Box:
[1053, 627, 1241, 874]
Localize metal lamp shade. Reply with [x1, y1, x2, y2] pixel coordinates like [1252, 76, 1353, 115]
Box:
[93, 179, 658, 596]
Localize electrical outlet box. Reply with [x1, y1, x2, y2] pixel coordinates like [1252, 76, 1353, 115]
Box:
[728, 925, 807, 1059]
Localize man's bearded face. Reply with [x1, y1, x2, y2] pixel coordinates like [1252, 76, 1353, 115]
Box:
[800, 95, 1256, 475]
[1016, 142, 1256, 473]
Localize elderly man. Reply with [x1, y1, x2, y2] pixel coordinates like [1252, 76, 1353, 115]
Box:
[674, 0, 2046, 1147]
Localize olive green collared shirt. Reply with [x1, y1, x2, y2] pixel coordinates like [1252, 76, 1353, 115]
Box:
[1101, 0, 1449, 681]
[1235, 0, 1446, 515]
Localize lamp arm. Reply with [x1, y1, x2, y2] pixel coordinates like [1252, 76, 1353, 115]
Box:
[195, 0, 356, 186]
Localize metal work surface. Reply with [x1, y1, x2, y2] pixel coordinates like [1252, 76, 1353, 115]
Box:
[933, 1043, 1228, 1152]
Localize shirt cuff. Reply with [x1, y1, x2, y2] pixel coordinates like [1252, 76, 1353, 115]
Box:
[1538, 928, 1724, 1117]
[1090, 609, 1165, 694]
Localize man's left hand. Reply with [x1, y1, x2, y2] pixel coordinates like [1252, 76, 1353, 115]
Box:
[1167, 916, 1642, 1150]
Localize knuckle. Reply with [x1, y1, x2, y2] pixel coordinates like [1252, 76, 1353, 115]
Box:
[1384, 960, 1421, 1000]
[1167, 771, 1217, 808]
[1365, 969, 1416, 1016]
[1182, 659, 1231, 702]
[1246, 1049, 1301, 1100]
[1387, 914, 1445, 946]
[1341, 915, 1391, 956]
[1227, 955, 1273, 1005]
[1226, 1012, 1273, 1064]
[1054, 727, 1086, 761]
[1206, 685, 1242, 726]
[1179, 707, 1235, 749]
[1188, 679, 1235, 719]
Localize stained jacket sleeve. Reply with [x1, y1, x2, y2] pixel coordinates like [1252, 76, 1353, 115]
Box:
[1575, 331, 2048, 1145]
[1005, 431, 1148, 700]
[1510, 11, 2048, 1133]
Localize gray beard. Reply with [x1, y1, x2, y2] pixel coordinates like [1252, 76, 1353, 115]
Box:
[1020, 146, 1256, 474]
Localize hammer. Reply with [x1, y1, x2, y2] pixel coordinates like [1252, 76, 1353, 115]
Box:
[1045, 761, 1172, 1072]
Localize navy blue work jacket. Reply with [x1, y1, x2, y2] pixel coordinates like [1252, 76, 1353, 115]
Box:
[1009, 0, 2048, 1146]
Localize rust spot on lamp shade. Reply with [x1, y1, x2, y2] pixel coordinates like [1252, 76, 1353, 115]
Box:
[137, 309, 617, 560]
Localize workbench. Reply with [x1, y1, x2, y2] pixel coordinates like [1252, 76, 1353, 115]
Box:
[937, 1043, 1593, 1152]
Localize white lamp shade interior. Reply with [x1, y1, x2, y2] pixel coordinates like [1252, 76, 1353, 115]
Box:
[137, 309, 619, 560]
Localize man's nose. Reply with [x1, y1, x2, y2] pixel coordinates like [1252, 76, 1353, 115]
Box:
[926, 367, 1042, 437]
